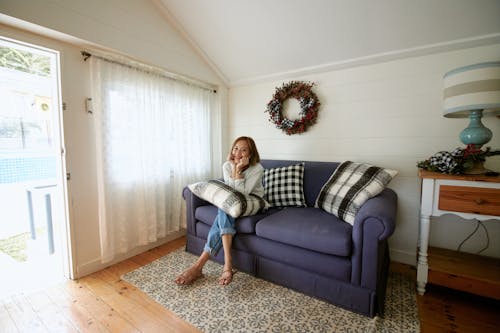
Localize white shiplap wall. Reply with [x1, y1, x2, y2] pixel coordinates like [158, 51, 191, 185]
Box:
[228, 44, 500, 265]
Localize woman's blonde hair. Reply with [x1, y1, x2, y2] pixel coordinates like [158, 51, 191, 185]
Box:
[231, 136, 260, 165]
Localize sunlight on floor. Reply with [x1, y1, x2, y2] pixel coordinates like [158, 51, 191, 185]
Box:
[0, 182, 66, 301]
[0, 237, 66, 300]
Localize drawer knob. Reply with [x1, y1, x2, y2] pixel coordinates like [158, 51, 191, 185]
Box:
[475, 198, 485, 205]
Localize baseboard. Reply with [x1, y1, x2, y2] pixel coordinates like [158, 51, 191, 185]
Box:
[390, 248, 416, 267]
[75, 229, 186, 278]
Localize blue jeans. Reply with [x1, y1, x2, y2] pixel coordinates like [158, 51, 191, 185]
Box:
[203, 209, 236, 256]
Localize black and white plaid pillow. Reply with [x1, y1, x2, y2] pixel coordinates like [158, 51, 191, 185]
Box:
[264, 163, 306, 207]
[315, 161, 397, 225]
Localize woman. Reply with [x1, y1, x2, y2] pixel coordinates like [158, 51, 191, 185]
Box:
[175, 136, 264, 286]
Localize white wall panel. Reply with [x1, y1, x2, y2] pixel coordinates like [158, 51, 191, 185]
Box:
[228, 44, 500, 265]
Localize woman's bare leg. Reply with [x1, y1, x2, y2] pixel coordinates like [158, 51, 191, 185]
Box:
[175, 251, 210, 285]
[219, 234, 235, 285]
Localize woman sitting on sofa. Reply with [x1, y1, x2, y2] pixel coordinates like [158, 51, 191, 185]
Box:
[175, 136, 264, 286]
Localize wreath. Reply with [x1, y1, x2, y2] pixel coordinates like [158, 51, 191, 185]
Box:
[265, 81, 320, 135]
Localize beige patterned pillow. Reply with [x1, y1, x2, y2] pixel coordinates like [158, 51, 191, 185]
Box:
[188, 180, 268, 218]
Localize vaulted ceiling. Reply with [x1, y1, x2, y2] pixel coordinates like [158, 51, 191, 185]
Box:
[158, 0, 500, 86]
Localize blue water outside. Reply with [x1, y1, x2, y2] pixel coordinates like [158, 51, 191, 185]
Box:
[1, 155, 58, 239]
[0, 156, 56, 183]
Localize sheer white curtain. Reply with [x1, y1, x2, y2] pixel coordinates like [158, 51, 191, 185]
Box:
[90, 57, 216, 263]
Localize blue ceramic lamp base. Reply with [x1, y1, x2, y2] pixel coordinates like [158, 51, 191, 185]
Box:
[460, 110, 492, 174]
[459, 110, 492, 149]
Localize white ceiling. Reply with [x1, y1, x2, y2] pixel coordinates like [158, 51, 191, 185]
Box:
[158, 0, 500, 86]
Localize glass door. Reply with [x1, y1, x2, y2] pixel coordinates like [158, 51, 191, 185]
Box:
[0, 36, 70, 299]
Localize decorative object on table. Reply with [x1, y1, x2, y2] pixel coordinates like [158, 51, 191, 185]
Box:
[443, 61, 500, 173]
[417, 145, 500, 174]
[265, 81, 320, 135]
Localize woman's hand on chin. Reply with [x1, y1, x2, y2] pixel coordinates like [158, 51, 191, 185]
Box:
[227, 153, 236, 166]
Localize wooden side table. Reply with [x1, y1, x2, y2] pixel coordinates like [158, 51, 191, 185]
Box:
[417, 170, 500, 299]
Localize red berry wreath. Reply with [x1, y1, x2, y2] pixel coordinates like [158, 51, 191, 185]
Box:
[265, 81, 320, 135]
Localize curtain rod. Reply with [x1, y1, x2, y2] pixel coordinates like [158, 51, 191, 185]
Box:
[80, 51, 217, 93]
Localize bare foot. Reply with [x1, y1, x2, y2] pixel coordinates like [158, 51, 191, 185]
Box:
[175, 266, 203, 285]
[219, 268, 236, 285]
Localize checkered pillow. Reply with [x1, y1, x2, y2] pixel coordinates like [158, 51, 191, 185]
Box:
[264, 163, 306, 207]
[315, 161, 397, 225]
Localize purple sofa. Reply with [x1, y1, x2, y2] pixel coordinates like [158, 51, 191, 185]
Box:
[183, 160, 397, 317]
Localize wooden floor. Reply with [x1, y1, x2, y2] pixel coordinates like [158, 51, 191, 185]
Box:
[1, 237, 499, 333]
[391, 263, 500, 333]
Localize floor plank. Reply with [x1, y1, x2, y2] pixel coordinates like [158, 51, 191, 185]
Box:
[391, 261, 500, 333]
[88, 248, 199, 332]
[0, 300, 19, 333]
[81, 274, 192, 332]
[44, 284, 109, 333]
[3, 294, 49, 332]
[417, 284, 499, 333]
[24, 290, 79, 333]
[63, 279, 139, 333]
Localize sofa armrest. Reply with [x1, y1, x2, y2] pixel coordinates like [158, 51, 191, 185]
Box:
[353, 188, 397, 241]
[350, 188, 398, 289]
[183, 186, 210, 234]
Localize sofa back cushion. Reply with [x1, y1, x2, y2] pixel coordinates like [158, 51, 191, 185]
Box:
[261, 160, 339, 207]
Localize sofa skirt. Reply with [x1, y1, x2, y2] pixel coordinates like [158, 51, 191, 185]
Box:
[186, 234, 382, 317]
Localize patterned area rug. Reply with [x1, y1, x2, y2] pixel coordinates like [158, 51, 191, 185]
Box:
[122, 249, 420, 333]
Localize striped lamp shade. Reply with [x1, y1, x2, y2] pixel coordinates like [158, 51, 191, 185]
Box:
[443, 61, 500, 118]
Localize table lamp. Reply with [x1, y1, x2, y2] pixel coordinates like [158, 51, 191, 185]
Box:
[443, 61, 500, 173]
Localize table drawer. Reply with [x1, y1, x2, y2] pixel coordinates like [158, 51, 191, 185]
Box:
[438, 185, 500, 216]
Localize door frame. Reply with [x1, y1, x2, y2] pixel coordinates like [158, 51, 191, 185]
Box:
[0, 35, 75, 279]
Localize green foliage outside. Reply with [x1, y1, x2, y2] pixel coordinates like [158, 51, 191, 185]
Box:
[0, 232, 30, 261]
[0, 228, 46, 262]
[0, 46, 50, 77]
[0, 45, 53, 148]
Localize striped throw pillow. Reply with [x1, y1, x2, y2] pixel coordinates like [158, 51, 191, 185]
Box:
[188, 180, 269, 218]
[315, 161, 397, 225]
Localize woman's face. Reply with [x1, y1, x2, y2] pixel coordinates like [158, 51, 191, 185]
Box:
[231, 140, 251, 163]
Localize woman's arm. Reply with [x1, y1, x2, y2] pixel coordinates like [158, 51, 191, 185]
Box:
[223, 162, 264, 196]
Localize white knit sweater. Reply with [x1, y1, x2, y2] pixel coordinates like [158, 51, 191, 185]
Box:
[222, 161, 264, 197]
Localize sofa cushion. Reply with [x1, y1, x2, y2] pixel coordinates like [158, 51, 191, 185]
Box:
[315, 161, 397, 225]
[195, 205, 279, 234]
[264, 163, 306, 207]
[188, 180, 268, 218]
[255, 207, 352, 257]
